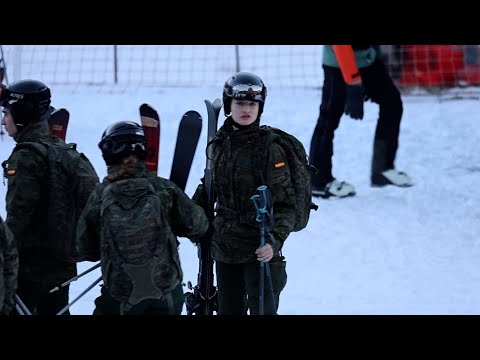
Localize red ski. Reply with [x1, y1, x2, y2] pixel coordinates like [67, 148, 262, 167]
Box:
[48, 108, 69, 141]
[139, 103, 160, 173]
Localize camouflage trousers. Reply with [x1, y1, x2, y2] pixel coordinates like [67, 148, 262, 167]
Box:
[216, 258, 287, 315]
[93, 282, 185, 315]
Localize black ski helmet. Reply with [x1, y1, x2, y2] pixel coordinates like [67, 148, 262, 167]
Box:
[0, 79, 51, 130]
[222, 72, 267, 117]
[98, 121, 147, 166]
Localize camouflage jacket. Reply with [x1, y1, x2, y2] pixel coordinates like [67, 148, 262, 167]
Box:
[192, 117, 296, 264]
[76, 160, 209, 286]
[0, 216, 18, 315]
[2, 113, 77, 283]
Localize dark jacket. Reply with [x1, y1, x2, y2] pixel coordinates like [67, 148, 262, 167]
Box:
[76, 159, 209, 294]
[3, 114, 77, 284]
[192, 117, 296, 264]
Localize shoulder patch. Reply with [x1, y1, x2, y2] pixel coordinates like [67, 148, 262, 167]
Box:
[7, 168, 16, 176]
[274, 161, 286, 169]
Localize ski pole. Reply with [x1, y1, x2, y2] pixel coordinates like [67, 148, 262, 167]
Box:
[15, 303, 25, 315]
[14, 294, 33, 315]
[257, 186, 277, 313]
[264, 262, 276, 313]
[56, 275, 102, 315]
[256, 197, 266, 315]
[251, 185, 278, 315]
[251, 193, 264, 314]
[49, 262, 101, 294]
[251, 186, 269, 315]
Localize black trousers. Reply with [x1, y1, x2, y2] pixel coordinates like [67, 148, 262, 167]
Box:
[14, 280, 70, 315]
[309, 58, 403, 188]
[216, 259, 287, 315]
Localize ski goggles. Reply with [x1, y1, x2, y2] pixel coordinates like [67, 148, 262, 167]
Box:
[230, 83, 266, 102]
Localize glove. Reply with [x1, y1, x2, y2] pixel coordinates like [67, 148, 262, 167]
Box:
[344, 84, 365, 120]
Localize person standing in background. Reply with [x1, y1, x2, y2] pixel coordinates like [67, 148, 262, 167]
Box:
[309, 45, 412, 198]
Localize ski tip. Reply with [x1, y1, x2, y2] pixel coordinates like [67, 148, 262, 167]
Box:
[140, 103, 157, 111]
[205, 98, 223, 109]
[50, 108, 70, 118]
[183, 110, 202, 118]
[52, 107, 69, 113]
[139, 103, 157, 112]
[213, 98, 222, 107]
[139, 103, 159, 121]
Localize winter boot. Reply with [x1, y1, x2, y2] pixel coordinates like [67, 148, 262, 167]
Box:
[312, 179, 356, 198]
[371, 140, 412, 187]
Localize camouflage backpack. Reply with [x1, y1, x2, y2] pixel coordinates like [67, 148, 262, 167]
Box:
[258, 126, 318, 232]
[9, 140, 99, 263]
[99, 175, 182, 311]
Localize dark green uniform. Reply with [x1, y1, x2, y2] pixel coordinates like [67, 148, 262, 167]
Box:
[76, 160, 209, 315]
[0, 216, 18, 315]
[3, 114, 77, 315]
[192, 117, 296, 315]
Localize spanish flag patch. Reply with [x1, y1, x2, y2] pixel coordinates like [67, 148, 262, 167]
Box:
[274, 161, 286, 169]
[7, 168, 16, 176]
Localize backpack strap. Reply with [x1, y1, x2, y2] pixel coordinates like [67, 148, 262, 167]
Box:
[255, 126, 280, 186]
[4, 142, 49, 183]
[100, 183, 115, 217]
[13, 141, 49, 160]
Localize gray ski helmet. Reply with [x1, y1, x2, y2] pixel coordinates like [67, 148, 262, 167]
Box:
[0, 79, 51, 129]
[98, 121, 147, 166]
[222, 72, 267, 117]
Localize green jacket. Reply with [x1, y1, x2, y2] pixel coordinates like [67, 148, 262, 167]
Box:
[0, 217, 18, 315]
[3, 115, 76, 283]
[192, 117, 296, 264]
[322, 45, 378, 69]
[76, 160, 209, 286]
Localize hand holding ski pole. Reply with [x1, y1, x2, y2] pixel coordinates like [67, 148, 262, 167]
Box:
[251, 185, 277, 315]
[251, 185, 275, 261]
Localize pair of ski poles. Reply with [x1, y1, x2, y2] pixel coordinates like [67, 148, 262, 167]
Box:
[251, 185, 277, 315]
[14, 262, 102, 315]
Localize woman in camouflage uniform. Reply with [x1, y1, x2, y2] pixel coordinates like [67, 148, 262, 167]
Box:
[77, 121, 208, 315]
[192, 72, 296, 315]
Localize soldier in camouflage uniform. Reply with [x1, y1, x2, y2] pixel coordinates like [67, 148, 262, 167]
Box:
[192, 72, 295, 315]
[77, 121, 209, 315]
[1, 80, 79, 315]
[0, 215, 18, 315]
